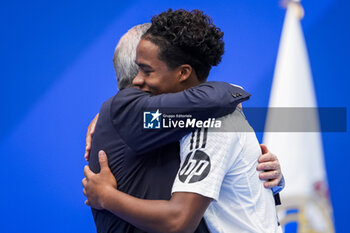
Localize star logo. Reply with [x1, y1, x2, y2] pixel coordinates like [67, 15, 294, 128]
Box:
[151, 109, 162, 122]
[143, 109, 162, 129]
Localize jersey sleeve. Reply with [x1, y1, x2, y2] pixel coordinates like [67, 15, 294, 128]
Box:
[171, 127, 244, 201]
[111, 82, 250, 154]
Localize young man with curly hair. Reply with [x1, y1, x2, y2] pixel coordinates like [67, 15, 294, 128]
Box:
[83, 9, 282, 233]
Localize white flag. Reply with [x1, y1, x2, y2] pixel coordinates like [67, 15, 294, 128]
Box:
[263, 2, 334, 232]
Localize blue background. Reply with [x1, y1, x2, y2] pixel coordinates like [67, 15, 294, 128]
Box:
[1, 0, 349, 232]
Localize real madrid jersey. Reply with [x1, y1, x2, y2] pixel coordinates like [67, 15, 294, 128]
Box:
[172, 109, 282, 233]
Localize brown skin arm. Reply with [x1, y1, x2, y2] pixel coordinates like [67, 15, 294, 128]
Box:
[102, 191, 210, 233]
[83, 150, 211, 233]
[84, 114, 283, 186]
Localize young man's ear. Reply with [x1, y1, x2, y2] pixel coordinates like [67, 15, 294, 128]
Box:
[178, 64, 193, 82]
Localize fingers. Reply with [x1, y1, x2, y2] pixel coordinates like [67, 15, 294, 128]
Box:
[258, 151, 277, 163]
[260, 144, 268, 154]
[85, 200, 91, 206]
[98, 150, 109, 172]
[90, 113, 99, 135]
[85, 131, 92, 161]
[82, 178, 90, 206]
[84, 144, 91, 161]
[256, 161, 279, 171]
[85, 113, 99, 161]
[263, 179, 279, 189]
[259, 170, 281, 181]
[82, 177, 87, 187]
[82, 179, 90, 206]
[83, 188, 87, 196]
[84, 165, 93, 178]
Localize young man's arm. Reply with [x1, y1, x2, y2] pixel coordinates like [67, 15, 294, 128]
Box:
[83, 151, 211, 233]
[84, 117, 284, 191]
[83, 120, 240, 233]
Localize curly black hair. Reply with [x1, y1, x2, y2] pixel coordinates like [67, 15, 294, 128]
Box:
[143, 9, 224, 81]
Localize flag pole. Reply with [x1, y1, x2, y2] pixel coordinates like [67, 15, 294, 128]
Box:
[280, 0, 304, 19]
[263, 1, 335, 232]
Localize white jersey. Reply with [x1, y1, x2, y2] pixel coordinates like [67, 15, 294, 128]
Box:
[172, 109, 282, 233]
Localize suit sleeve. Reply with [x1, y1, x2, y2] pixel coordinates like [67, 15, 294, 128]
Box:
[111, 81, 250, 154]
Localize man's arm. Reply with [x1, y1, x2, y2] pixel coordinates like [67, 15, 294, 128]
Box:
[84, 82, 248, 160]
[111, 82, 250, 154]
[83, 151, 210, 233]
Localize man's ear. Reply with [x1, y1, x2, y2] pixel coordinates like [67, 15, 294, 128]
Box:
[178, 64, 193, 83]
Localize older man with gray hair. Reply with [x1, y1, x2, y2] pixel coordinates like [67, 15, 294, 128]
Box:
[113, 23, 151, 89]
[84, 22, 283, 233]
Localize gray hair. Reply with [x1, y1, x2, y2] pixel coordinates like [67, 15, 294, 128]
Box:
[113, 23, 151, 89]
